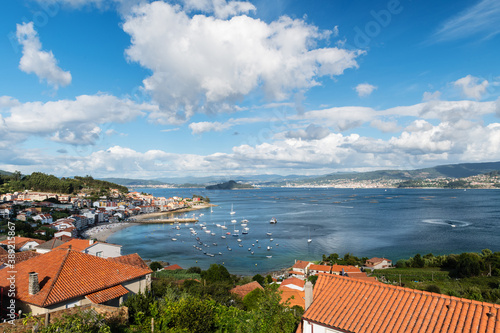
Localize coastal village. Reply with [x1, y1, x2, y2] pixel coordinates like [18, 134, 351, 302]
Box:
[0, 189, 499, 332]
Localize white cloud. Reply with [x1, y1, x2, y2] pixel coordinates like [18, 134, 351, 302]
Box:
[189, 121, 233, 134]
[432, 0, 500, 42]
[2, 94, 154, 145]
[422, 91, 441, 102]
[123, 1, 361, 123]
[355, 83, 377, 97]
[182, 0, 256, 19]
[285, 124, 330, 140]
[16, 22, 72, 89]
[370, 119, 401, 133]
[453, 75, 489, 100]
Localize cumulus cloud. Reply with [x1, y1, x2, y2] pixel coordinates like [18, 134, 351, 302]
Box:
[189, 121, 233, 134]
[355, 83, 377, 97]
[16, 22, 72, 89]
[181, 0, 256, 19]
[285, 124, 330, 140]
[123, 1, 361, 123]
[422, 91, 441, 102]
[453, 75, 489, 100]
[370, 119, 401, 133]
[2, 94, 154, 145]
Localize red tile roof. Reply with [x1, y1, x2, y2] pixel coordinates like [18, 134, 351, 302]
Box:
[331, 264, 360, 274]
[85, 284, 129, 304]
[279, 285, 305, 309]
[53, 239, 93, 252]
[0, 251, 41, 266]
[281, 277, 305, 289]
[309, 264, 331, 273]
[346, 272, 378, 282]
[292, 260, 310, 270]
[302, 274, 500, 333]
[163, 264, 183, 270]
[0, 237, 45, 251]
[230, 281, 264, 298]
[0, 248, 152, 307]
[0, 247, 7, 255]
[107, 253, 149, 270]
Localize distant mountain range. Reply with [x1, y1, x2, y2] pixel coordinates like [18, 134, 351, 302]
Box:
[3, 161, 499, 187]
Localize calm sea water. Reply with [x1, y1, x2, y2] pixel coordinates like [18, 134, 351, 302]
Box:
[107, 188, 500, 275]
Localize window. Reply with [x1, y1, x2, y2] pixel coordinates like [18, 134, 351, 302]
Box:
[96, 251, 103, 257]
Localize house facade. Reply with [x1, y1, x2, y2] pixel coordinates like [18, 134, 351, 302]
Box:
[0, 248, 152, 316]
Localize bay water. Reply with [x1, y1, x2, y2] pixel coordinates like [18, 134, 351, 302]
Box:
[107, 188, 500, 275]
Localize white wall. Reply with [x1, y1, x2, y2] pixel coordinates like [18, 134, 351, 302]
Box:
[84, 243, 122, 258]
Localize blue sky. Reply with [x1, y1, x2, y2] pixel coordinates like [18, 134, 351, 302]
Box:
[1, 0, 499, 178]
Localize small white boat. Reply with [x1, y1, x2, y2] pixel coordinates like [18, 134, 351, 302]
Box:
[237, 238, 242, 242]
[241, 219, 249, 223]
[270, 238, 274, 241]
[230, 204, 235, 215]
[267, 246, 272, 251]
[270, 217, 277, 224]
[266, 255, 272, 258]
[266, 232, 272, 236]
[221, 235, 226, 239]
[171, 238, 177, 241]
[231, 219, 237, 223]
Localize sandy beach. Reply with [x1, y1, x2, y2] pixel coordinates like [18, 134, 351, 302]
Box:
[81, 222, 138, 242]
[82, 203, 215, 242]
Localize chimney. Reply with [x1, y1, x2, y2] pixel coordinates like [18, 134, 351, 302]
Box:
[28, 272, 40, 295]
[89, 239, 94, 245]
[305, 281, 313, 310]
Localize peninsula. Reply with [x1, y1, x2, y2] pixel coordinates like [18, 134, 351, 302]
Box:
[205, 180, 255, 190]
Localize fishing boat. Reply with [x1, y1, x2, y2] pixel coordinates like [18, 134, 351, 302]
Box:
[270, 217, 277, 224]
[221, 235, 226, 239]
[232, 225, 239, 237]
[241, 219, 249, 223]
[230, 204, 235, 215]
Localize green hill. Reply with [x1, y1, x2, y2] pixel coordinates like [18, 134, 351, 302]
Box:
[206, 180, 255, 190]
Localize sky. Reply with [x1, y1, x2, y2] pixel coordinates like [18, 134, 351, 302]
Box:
[1, 0, 500, 179]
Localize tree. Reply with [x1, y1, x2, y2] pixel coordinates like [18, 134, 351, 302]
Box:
[265, 274, 273, 284]
[201, 264, 231, 283]
[412, 253, 425, 268]
[454, 252, 482, 278]
[149, 261, 163, 271]
[252, 274, 265, 286]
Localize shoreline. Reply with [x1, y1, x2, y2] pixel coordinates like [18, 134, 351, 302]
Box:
[81, 222, 139, 242]
[83, 203, 215, 242]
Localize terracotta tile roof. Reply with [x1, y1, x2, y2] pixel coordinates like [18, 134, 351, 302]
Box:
[289, 270, 305, 276]
[346, 272, 379, 282]
[0, 247, 7, 255]
[331, 264, 361, 274]
[107, 253, 150, 270]
[0, 237, 45, 251]
[0, 248, 152, 308]
[53, 239, 93, 252]
[292, 260, 311, 270]
[85, 284, 129, 304]
[279, 285, 305, 309]
[230, 281, 264, 298]
[309, 264, 331, 273]
[163, 264, 183, 270]
[302, 274, 500, 333]
[0, 251, 40, 266]
[281, 277, 306, 289]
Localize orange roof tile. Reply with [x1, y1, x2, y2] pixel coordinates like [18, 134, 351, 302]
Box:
[230, 281, 264, 298]
[0, 251, 40, 265]
[53, 238, 93, 252]
[302, 274, 500, 333]
[281, 277, 305, 289]
[279, 285, 305, 309]
[0, 248, 152, 307]
[331, 264, 360, 274]
[0, 236, 45, 251]
[0, 247, 7, 255]
[289, 270, 305, 275]
[164, 264, 183, 270]
[85, 284, 129, 304]
[309, 264, 331, 272]
[292, 260, 311, 270]
[107, 253, 149, 270]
